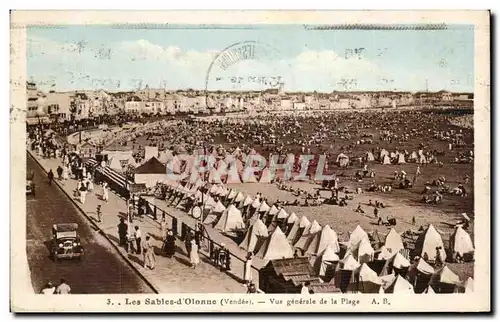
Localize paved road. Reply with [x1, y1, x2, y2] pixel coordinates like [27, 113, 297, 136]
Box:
[26, 153, 154, 294]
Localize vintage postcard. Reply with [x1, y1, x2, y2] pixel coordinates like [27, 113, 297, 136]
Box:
[10, 10, 490, 312]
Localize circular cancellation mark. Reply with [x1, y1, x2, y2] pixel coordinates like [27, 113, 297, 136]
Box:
[204, 41, 294, 110]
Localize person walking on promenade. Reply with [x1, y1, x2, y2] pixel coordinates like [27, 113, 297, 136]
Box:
[134, 226, 142, 255]
[118, 218, 128, 246]
[96, 205, 102, 223]
[159, 215, 168, 241]
[47, 169, 54, 186]
[102, 182, 109, 202]
[79, 181, 87, 205]
[56, 166, 63, 180]
[244, 252, 253, 284]
[163, 230, 176, 258]
[63, 164, 69, 180]
[189, 239, 200, 269]
[142, 235, 156, 270]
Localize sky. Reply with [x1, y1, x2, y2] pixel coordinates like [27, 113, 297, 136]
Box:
[27, 24, 474, 93]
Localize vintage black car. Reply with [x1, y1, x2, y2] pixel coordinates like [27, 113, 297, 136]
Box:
[52, 223, 84, 261]
[26, 171, 35, 196]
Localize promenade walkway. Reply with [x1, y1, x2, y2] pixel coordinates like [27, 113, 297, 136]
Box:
[29, 150, 248, 293]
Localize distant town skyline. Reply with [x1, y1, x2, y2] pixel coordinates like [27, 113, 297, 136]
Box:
[27, 24, 474, 93]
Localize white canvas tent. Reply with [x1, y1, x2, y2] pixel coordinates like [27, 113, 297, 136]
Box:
[463, 277, 474, 293]
[242, 195, 254, 207]
[234, 192, 246, 203]
[336, 153, 350, 167]
[430, 265, 461, 286]
[313, 245, 340, 276]
[397, 153, 406, 164]
[384, 228, 404, 254]
[256, 227, 294, 261]
[385, 275, 414, 294]
[305, 225, 340, 255]
[294, 220, 322, 250]
[348, 263, 383, 293]
[258, 201, 271, 213]
[214, 205, 245, 233]
[227, 189, 238, 200]
[286, 212, 298, 225]
[381, 154, 391, 165]
[414, 224, 446, 262]
[379, 149, 389, 160]
[239, 219, 269, 253]
[449, 225, 474, 257]
[348, 225, 369, 248]
[287, 216, 311, 241]
[365, 151, 375, 161]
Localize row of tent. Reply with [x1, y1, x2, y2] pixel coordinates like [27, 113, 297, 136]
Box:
[161, 180, 474, 268]
[164, 180, 475, 294]
[376, 149, 428, 165]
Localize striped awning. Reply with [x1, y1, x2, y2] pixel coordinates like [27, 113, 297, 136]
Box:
[101, 166, 128, 188]
[85, 158, 129, 188]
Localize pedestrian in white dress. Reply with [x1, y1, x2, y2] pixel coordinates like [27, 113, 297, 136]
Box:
[189, 239, 200, 269]
[102, 182, 109, 202]
[79, 184, 87, 205]
[244, 252, 253, 283]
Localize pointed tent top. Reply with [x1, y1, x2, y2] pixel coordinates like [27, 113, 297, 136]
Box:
[433, 265, 460, 285]
[234, 191, 245, 203]
[321, 244, 339, 261]
[339, 254, 360, 271]
[258, 226, 294, 261]
[227, 189, 238, 199]
[251, 218, 269, 236]
[389, 275, 414, 293]
[385, 228, 404, 253]
[276, 208, 288, 219]
[392, 252, 411, 269]
[464, 277, 474, 293]
[213, 200, 226, 213]
[251, 198, 261, 209]
[259, 201, 270, 212]
[316, 225, 340, 254]
[287, 212, 298, 224]
[357, 237, 375, 256]
[349, 225, 368, 247]
[425, 286, 435, 294]
[415, 257, 435, 275]
[268, 205, 279, 216]
[134, 157, 166, 174]
[243, 195, 254, 207]
[358, 263, 382, 284]
[299, 216, 311, 228]
[309, 220, 322, 234]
